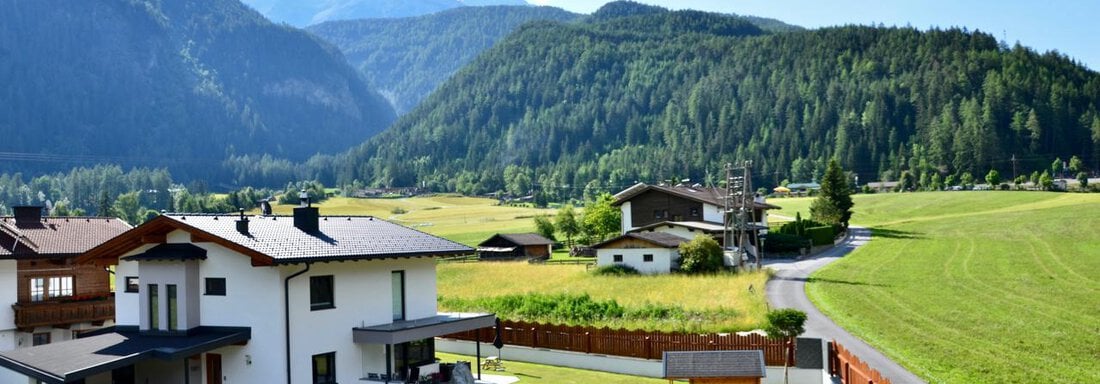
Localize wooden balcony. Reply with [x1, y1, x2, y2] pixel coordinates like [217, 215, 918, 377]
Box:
[12, 297, 114, 330]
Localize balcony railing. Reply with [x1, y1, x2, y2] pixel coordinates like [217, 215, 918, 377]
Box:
[12, 296, 115, 329]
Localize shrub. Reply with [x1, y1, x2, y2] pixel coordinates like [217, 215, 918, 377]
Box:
[591, 264, 640, 276]
[805, 226, 835, 246]
[679, 235, 724, 274]
[763, 232, 809, 253]
[391, 206, 408, 214]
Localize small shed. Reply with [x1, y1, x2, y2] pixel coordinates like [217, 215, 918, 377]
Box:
[591, 232, 689, 274]
[477, 233, 553, 260]
[663, 350, 766, 384]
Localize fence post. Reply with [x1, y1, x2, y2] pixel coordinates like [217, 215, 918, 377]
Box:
[644, 336, 652, 359]
[531, 327, 538, 348]
[585, 332, 592, 354]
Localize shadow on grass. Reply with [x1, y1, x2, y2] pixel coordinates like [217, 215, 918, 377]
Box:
[515, 373, 542, 379]
[869, 227, 924, 239]
[776, 276, 890, 287]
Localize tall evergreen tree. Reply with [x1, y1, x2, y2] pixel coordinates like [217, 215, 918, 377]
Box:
[810, 159, 854, 227]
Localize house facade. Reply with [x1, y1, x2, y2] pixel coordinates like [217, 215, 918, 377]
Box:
[592, 232, 688, 274]
[0, 206, 129, 356]
[0, 204, 494, 384]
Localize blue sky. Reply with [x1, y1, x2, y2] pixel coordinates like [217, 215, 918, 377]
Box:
[526, 0, 1099, 71]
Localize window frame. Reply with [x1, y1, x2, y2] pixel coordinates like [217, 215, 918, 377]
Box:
[643, 254, 654, 262]
[311, 352, 336, 384]
[148, 284, 159, 329]
[392, 271, 405, 321]
[612, 254, 623, 263]
[205, 277, 227, 296]
[124, 276, 139, 293]
[32, 332, 50, 346]
[48, 276, 74, 298]
[166, 284, 178, 331]
[30, 277, 45, 302]
[310, 275, 335, 311]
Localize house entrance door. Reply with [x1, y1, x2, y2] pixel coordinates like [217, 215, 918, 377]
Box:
[206, 353, 223, 384]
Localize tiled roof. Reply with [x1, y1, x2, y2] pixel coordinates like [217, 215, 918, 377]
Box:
[0, 216, 131, 258]
[159, 214, 471, 263]
[484, 233, 553, 246]
[592, 231, 690, 249]
[123, 243, 207, 261]
[613, 183, 781, 210]
[663, 350, 766, 379]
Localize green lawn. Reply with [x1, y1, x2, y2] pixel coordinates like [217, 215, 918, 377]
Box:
[434, 352, 667, 384]
[801, 192, 1100, 383]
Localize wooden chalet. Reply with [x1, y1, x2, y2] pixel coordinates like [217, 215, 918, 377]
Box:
[476, 233, 553, 260]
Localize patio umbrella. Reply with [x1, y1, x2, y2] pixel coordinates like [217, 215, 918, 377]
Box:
[492, 318, 504, 350]
[773, 186, 791, 193]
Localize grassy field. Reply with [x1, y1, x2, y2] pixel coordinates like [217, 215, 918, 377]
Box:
[438, 262, 769, 332]
[788, 192, 1100, 383]
[434, 352, 667, 384]
[265, 195, 551, 246]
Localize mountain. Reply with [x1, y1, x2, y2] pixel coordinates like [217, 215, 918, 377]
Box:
[308, 6, 582, 114]
[323, 2, 1100, 198]
[241, 0, 529, 27]
[0, 0, 396, 179]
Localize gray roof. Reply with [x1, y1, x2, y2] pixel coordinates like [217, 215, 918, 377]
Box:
[123, 243, 207, 261]
[592, 231, 690, 249]
[0, 216, 130, 258]
[166, 214, 472, 263]
[482, 233, 553, 246]
[0, 326, 250, 384]
[613, 183, 781, 210]
[663, 350, 766, 379]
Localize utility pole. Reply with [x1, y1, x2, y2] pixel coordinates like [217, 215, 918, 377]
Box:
[724, 161, 760, 271]
[1011, 154, 1018, 180]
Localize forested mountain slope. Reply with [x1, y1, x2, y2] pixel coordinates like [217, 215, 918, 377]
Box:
[241, 0, 528, 27]
[0, 0, 395, 179]
[325, 2, 1100, 198]
[309, 6, 581, 114]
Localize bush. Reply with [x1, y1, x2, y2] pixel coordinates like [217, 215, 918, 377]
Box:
[763, 232, 809, 253]
[679, 235, 724, 274]
[806, 226, 835, 246]
[391, 206, 408, 214]
[591, 264, 640, 276]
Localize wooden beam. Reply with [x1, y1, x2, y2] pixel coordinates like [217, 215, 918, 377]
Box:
[190, 233, 216, 243]
[141, 234, 166, 244]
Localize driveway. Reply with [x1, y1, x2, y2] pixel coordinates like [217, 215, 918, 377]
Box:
[764, 227, 926, 384]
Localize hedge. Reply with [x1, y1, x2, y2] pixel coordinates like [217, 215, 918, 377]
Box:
[806, 226, 835, 246]
[763, 232, 809, 253]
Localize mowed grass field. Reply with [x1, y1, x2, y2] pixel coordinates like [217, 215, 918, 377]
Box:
[437, 262, 770, 332]
[266, 195, 552, 246]
[434, 352, 667, 384]
[778, 192, 1100, 383]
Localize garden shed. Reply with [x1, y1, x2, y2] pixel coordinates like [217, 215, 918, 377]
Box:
[663, 350, 766, 384]
[476, 233, 553, 260]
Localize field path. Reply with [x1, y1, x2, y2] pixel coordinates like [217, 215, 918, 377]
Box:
[764, 227, 926, 384]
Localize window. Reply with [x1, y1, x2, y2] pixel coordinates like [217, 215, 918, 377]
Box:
[48, 276, 73, 298]
[205, 277, 226, 296]
[690, 207, 699, 217]
[392, 271, 405, 321]
[613, 254, 623, 263]
[395, 339, 435, 380]
[310, 276, 334, 311]
[32, 333, 50, 346]
[167, 284, 178, 331]
[148, 284, 159, 329]
[30, 278, 44, 302]
[653, 210, 664, 219]
[311, 352, 336, 384]
[124, 277, 139, 293]
[643, 254, 654, 262]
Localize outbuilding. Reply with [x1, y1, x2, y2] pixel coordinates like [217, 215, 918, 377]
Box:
[663, 350, 767, 384]
[591, 231, 689, 274]
[476, 233, 554, 260]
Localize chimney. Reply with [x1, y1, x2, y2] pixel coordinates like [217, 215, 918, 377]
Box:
[235, 208, 250, 235]
[293, 205, 319, 233]
[298, 190, 310, 207]
[13, 206, 43, 225]
[260, 199, 272, 216]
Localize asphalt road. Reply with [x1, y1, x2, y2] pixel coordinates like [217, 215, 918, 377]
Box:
[764, 227, 927, 384]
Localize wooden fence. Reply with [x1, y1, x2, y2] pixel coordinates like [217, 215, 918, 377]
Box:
[442, 320, 793, 366]
[828, 340, 893, 384]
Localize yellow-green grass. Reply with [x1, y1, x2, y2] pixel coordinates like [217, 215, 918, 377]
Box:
[434, 352, 668, 384]
[805, 192, 1100, 383]
[438, 262, 769, 332]
[264, 195, 552, 246]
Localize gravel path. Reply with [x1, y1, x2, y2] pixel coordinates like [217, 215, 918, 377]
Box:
[764, 227, 926, 384]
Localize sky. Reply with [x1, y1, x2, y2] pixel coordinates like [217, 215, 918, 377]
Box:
[526, 0, 1100, 71]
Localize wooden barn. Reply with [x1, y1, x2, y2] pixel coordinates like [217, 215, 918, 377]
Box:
[663, 350, 767, 384]
[476, 233, 553, 260]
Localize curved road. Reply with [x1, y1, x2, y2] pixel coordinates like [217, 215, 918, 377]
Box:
[764, 227, 926, 384]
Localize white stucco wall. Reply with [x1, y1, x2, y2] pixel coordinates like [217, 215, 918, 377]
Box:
[0, 260, 15, 335]
[596, 248, 676, 274]
[620, 201, 632, 233]
[114, 257, 142, 326]
[138, 260, 199, 332]
[648, 226, 706, 241]
[703, 203, 723, 223]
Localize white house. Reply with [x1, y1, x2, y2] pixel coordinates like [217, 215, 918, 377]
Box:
[592, 232, 689, 274]
[0, 204, 494, 384]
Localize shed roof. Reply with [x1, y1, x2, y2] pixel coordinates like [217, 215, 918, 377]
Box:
[479, 233, 553, 247]
[79, 213, 472, 266]
[613, 183, 780, 210]
[663, 350, 767, 379]
[592, 231, 690, 249]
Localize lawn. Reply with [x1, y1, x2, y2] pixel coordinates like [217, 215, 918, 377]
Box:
[437, 262, 770, 333]
[434, 352, 667, 384]
[799, 192, 1100, 383]
[265, 195, 552, 246]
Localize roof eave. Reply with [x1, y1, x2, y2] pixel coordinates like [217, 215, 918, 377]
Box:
[271, 249, 472, 265]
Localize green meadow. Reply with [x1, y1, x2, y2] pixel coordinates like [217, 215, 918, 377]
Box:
[779, 192, 1100, 383]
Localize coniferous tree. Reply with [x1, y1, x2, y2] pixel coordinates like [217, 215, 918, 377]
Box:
[810, 159, 853, 227]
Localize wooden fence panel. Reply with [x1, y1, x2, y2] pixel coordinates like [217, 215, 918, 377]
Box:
[828, 340, 893, 384]
[442, 320, 791, 366]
